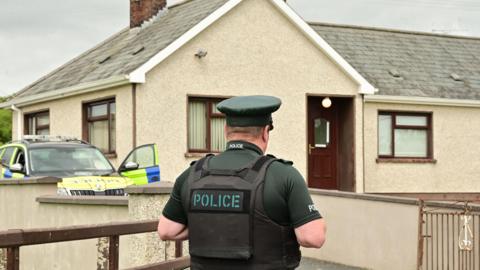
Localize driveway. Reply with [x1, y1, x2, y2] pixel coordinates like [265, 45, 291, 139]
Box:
[298, 257, 367, 270]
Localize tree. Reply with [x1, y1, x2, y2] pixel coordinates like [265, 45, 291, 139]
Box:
[0, 97, 12, 145]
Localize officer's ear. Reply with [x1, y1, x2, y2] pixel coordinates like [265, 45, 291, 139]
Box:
[262, 125, 270, 143]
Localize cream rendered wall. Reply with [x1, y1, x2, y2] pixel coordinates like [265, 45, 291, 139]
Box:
[0, 183, 130, 270]
[13, 85, 133, 167]
[364, 102, 480, 192]
[304, 192, 419, 270]
[136, 0, 362, 184]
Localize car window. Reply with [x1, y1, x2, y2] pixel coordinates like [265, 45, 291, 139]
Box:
[29, 146, 114, 176]
[0, 147, 15, 166]
[13, 148, 26, 167]
[124, 145, 155, 169]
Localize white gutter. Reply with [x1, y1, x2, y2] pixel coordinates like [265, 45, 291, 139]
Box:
[364, 94, 480, 108]
[0, 75, 130, 109]
[10, 105, 22, 140]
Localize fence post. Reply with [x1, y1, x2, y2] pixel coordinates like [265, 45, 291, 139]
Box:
[0, 248, 6, 270]
[417, 200, 425, 270]
[175, 241, 183, 258]
[6, 247, 19, 270]
[108, 236, 119, 270]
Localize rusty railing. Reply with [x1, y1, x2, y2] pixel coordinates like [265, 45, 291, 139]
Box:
[418, 201, 480, 270]
[0, 220, 190, 270]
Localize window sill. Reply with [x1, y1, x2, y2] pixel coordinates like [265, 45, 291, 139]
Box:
[104, 153, 118, 159]
[184, 152, 210, 158]
[376, 158, 437, 164]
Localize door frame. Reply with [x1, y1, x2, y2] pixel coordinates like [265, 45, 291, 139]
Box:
[305, 94, 357, 191]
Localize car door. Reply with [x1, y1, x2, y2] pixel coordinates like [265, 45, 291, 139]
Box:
[0, 146, 18, 178]
[119, 144, 160, 185]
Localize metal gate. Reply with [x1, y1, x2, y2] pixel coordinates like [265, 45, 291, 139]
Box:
[419, 202, 480, 270]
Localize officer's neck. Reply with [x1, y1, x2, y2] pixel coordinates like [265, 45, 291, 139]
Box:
[226, 131, 269, 153]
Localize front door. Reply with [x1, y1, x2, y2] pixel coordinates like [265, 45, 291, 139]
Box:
[307, 97, 338, 189]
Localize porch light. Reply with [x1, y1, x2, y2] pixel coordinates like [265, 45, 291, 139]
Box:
[321, 97, 332, 108]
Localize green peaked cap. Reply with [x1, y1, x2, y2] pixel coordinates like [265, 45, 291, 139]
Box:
[216, 95, 282, 129]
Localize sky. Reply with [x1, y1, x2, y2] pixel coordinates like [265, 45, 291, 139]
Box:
[1, 0, 480, 97]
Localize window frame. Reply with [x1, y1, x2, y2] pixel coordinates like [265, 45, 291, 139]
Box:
[82, 98, 116, 154]
[187, 96, 227, 153]
[24, 110, 50, 135]
[377, 111, 433, 160]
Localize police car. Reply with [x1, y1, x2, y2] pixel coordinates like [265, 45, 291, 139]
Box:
[0, 135, 160, 196]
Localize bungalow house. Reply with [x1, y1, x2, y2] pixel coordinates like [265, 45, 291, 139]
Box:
[2, 0, 480, 195]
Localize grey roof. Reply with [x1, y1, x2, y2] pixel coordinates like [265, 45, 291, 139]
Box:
[13, 0, 228, 99]
[12, 0, 480, 102]
[310, 23, 480, 100]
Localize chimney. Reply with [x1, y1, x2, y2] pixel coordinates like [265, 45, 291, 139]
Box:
[130, 0, 167, 28]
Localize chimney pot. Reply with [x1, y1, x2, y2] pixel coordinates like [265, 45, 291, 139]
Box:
[130, 0, 167, 28]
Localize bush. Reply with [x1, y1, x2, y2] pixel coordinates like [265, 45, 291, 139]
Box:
[0, 97, 12, 144]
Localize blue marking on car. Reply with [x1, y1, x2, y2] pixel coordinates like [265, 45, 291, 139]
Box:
[4, 169, 12, 178]
[146, 166, 160, 183]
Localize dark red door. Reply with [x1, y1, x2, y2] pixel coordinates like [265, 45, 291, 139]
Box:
[307, 97, 338, 189]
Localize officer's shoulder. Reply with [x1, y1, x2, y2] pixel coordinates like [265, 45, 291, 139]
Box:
[189, 153, 215, 166]
[266, 154, 294, 166]
[265, 155, 296, 176]
[266, 156, 303, 182]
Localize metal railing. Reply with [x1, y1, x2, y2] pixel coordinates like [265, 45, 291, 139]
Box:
[418, 201, 480, 270]
[0, 220, 189, 270]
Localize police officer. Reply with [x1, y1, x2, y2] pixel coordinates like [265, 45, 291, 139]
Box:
[158, 95, 326, 270]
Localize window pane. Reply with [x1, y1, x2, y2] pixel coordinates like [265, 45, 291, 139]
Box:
[394, 129, 427, 157]
[188, 101, 207, 150]
[314, 118, 329, 147]
[28, 117, 36, 135]
[89, 121, 109, 152]
[396, 115, 427, 126]
[37, 114, 49, 126]
[211, 118, 226, 151]
[378, 115, 392, 155]
[89, 104, 108, 117]
[125, 146, 154, 168]
[211, 101, 222, 114]
[37, 129, 50, 135]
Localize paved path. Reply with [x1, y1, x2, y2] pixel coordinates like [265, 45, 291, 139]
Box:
[183, 257, 366, 270]
[298, 257, 367, 270]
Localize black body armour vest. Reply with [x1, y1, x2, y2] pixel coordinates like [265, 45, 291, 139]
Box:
[184, 154, 301, 270]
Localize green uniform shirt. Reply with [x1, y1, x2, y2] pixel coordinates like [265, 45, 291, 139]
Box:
[162, 140, 322, 228]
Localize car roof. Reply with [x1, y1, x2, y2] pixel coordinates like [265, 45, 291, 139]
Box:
[27, 142, 95, 149]
[1, 140, 94, 150]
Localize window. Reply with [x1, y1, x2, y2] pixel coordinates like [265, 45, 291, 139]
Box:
[84, 99, 116, 154]
[123, 145, 155, 169]
[24, 111, 50, 135]
[378, 112, 432, 159]
[188, 97, 226, 152]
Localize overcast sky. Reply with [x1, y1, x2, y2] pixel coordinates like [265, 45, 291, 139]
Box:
[1, 0, 480, 97]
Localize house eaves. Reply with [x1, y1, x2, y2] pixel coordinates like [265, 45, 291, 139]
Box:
[0, 75, 130, 109]
[128, 0, 376, 95]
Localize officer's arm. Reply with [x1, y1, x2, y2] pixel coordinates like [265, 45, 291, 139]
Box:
[158, 169, 190, 241]
[157, 215, 188, 241]
[294, 218, 326, 248]
[280, 164, 326, 248]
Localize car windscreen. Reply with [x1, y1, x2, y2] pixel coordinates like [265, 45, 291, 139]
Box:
[29, 147, 114, 176]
